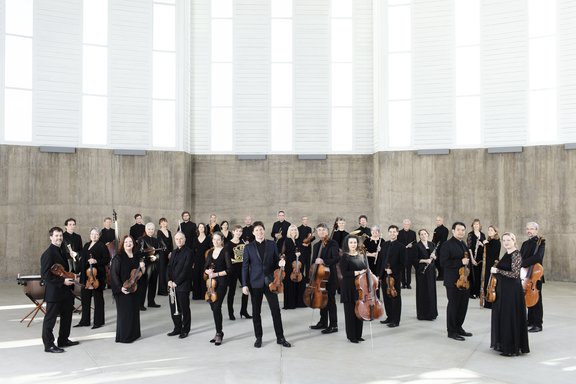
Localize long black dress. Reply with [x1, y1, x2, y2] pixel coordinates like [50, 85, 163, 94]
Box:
[339, 253, 366, 342]
[467, 231, 486, 298]
[110, 252, 141, 343]
[415, 241, 438, 320]
[483, 237, 501, 308]
[156, 229, 173, 296]
[192, 235, 212, 300]
[282, 237, 306, 309]
[490, 249, 530, 356]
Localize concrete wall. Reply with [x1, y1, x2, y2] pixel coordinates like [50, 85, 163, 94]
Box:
[1, 145, 574, 281]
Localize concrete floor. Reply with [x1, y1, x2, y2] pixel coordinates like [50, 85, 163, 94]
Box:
[1, 278, 575, 384]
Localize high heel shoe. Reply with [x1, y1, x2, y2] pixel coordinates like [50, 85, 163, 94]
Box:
[215, 332, 223, 346]
[240, 312, 252, 319]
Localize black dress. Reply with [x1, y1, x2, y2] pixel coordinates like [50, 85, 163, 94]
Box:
[156, 229, 173, 296]
[490, 250, 530, 356]
[110, 252, 141, 343]
[339, 253, 367, 342]
[483, 238, 501, 308]
[331, 230, 349, 249]
[192, 235, 212, 300]
[282, 238, 306, 309]
[415, 241, 438, 320]
[467, 231, 486, 298]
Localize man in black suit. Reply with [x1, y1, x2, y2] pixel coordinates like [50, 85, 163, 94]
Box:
[62, 218, 82, 273]
[432, 216, 449, 280]
[137, 222, 161, 310]
[41, 226, 79, 353]
[309, 223, 340, 334]
[378, 225, 405, 327]
[241, 215, 255, 243]
[440, 221, 472, 341]
[167, 232, 193, 339]
[179, 211, 197, 249]
[398, 219, 417, 289]
[520, 221, 545, 333]
[271, 210, 291, 252]
[242, 221, 291, 348]
[130, 213, 146, 241]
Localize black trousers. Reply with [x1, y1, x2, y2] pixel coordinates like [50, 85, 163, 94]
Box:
[79, 287, 105, 326]
[170, 290, 191, 334]
[227, 263, 249, 316]
[157, 252, 169, 295]
[249, 286, 284, 340]
[383, 279, 402, 324]
[209, 280, 228, 334]
[445, 286, 470, 334]
[42, 295, 74, 348]
[402, 260, 413, 287]
[527, 281, 543, 327]
[343, 302, 363, 341]
[319, 286, 338, 327]
[139, 263, 159, 306]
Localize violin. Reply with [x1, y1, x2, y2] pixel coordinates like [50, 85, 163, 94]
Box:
[354, 249, 384, 321]
[50, 264, 83, 287]
[485, 260, 498, 303]
[122, 260, 144, 293]
[85, 254, 99, 290]
[269, 256, 286, 293]
[385, 263, 397, 298]
[456, 251, 471, 290]
[205, 263, 218, 303]
[302, 233, 315, 246]
[290, 247, 303, 283]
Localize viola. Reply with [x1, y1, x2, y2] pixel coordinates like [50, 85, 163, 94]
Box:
[485, 260, 498, 303]
[85, 255, 99, 290]
[354, 252, 384, 321]
[290, 248, 303, 283]
[456, 251, 471, 290]
[302, 233, 315, 246]
[269, 256, 286, 293]
[205, 263, 218, 303]
[50, 264, 84, 287]
[385, 263, 397, 298]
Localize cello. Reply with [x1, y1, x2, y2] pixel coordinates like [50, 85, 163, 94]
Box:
[303, 239, 330, 309]
[354, 248, 384, 321]
[522, 236, 545, 308]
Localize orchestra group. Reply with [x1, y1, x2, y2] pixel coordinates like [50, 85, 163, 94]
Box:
[40, 211, 544, 358]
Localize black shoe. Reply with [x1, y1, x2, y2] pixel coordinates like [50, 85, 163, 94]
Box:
[528, 326, 542, 333]
[229, 313, 236, 321]
[91, 324, 103, 329]
[148, 303, 161, 308]
[254, 338, 262, 348]
[58, 339, 79, 348]
[179, 332, 189, 339]
[358, 337, 365, 342]
[458, 330, 473, 337]
[380, 318, 391, 324]
[167, 330, 180, 337]
[215, 332, 224, 346]
[406, 285, 412, 289]
[277, 338, 291, 347]
[310, 322, 328, 330]
[321, 326, 338, 334]
[448, 333, 465, 341]
[45, 345, 65, 353]
[387, 322, 399, 328]
[157, 292, 168, 296]
[73, 323, 89, 328]
[240, 312, 252, 319]
[348, 338, 359, 343]
[140, 306, 147, 311]
[500, 352, 514, 357]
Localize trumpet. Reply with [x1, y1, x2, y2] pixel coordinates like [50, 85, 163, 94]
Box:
[169, 285, 179, 316]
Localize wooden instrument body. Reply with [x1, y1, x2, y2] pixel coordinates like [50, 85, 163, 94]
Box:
[290, 253, 303, 282]
[269, 265, 285, 293]
[485, 261, 498, 303]
[122, 266, 143, 293]
[303, 263, 330, 309]
[456, 252, 471, 290]
[85, 263, 99, 290]
[205, 275, 218, 302]
[523, 263, 544, 308]
[354, 269, 384, 321]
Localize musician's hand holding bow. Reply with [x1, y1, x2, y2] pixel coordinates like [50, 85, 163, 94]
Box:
[462, 257, 470, 266]
[491, 267, 498, 274]
[385, 267, 392, 275]
[315, 258, 324, 265]
[279, 259, 286, 267]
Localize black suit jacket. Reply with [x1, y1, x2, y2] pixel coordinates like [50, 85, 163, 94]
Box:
[377, 240, 405, 279]
[168, 246, 193, 292]
[242, 239, 280, 289]
[439, 237, 469, 287]
[311, 239, 340, 288]
[41, 244, 74, 302]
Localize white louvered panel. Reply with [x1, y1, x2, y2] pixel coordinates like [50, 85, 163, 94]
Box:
[353, 0, 373, 154]
[109, 0, 152, 149]
[293, 0, 330, 153]
[0, 0, 5, 143]
[33, 0, 81, 146]
[190, 0, 210, 153]
[234, 0, 270, 154]
[178, 0, 191, 153]
[412, 0, 453, 148]
[482, 0, 527, 146]
[558, 0, 576, 142]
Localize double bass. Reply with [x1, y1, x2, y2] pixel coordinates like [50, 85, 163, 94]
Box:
[354, 249, 384, 321]
[303, 239, 330, 309]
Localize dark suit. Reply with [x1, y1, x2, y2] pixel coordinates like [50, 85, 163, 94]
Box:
[440, 237, 470, 335]
[378, 240, 405, 325]
[311, 239, 340, 327]
[242, 239, 285, 340]
[167, 245, 193, 334]
[520, 236, 545, 328]
[432, 224, 449, 279]
[41, 243, 74, 349]
[398, 229, 417, 288]
[130, 223, 146, 242]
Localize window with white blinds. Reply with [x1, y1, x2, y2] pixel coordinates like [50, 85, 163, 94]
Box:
[454, 0, 481, 146]
[3, 0, 33, 142]
[270, 0, 293, 152]
[528, 0, 557, 144]
[331, 0, 353, 151]
[82, 0, 108, 146]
